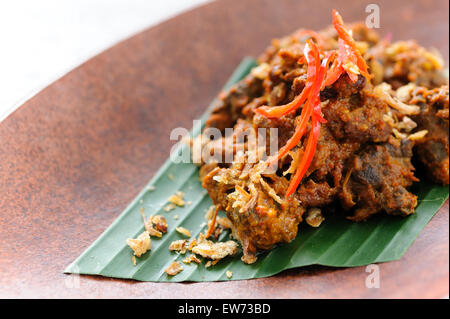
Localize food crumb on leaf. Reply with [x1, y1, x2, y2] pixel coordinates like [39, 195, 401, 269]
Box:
[126, 231, 151, 257]
[165, 261, 183, 276]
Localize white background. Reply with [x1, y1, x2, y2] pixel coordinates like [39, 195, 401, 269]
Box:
[0, 0, 212, 122]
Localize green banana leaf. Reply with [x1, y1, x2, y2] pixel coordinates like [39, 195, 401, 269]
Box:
[65, 58, 449, 282]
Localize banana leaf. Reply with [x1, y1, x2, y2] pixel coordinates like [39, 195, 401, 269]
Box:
[65, 58, 449, 282]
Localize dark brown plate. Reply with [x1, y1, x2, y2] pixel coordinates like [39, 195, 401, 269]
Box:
[0, 0, 448, 298]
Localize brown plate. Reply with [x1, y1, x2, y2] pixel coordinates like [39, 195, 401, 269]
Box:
[0, 0, 448, 298]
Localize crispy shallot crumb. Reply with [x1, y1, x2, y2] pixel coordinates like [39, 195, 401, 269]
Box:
[408, 130, 429, 141]
[397, 116, 417, 132]
[383, 113, 418, 133]
[306, 208, 325, 227]
[216, 216, 233, 229]
[169, 239, 187, 254]
[132, 256, 136, 266]
[396, 83, 416, 102]
[192, 239, 238, 260]
[176, 227, 191, 238]
[205, 259, 221, 268]
[374, 83, 420, 115]
[140, 210, 167, 237]
[259, 176, 284, 205]
[165, 261, 183, 276]
[151, 215, 167, 233]
[182, 255, 201, 264]
[393, 128, 407, 140]
[168, 191, 185, 207]
[283, 149, 301, 176]
[205, 205, 215, 220]
[226, 271, 233, 279]
[241, 255, 258, 264]
[126, 231, 151, 257]
[163, 203, 176, 212]
[188, 239, 197, 251]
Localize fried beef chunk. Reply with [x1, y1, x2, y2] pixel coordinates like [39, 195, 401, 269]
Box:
[206, 74, 263, 132]
[198, 23, 448, 262]
[201, 120, 304, 260]
[340, 137, 418, 221]
[409, 86, 449, 185]
[367, 40, 447, 89]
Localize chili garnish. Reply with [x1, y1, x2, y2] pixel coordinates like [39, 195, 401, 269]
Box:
[266, 39, 321, 164]
[206, 205, 219, 238]
[255, 41, 320, 119]
[328, 9, 372, 83]
[255, 10, 373, 198]
[285, 51, 331, 198]
[255, 84, 311, 118]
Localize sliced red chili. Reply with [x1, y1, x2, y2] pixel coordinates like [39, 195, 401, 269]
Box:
[255, 40, 319, 118]
[285, 52, 331, 198]
[268, 99, 313, 165]
[285, 109, 321, 197]
[323, 56, 343, 87]
[339, 39, 360, 82]
[256, 10, 371, 198]
[266, 40, 320, 164]
[254, 11, 374, 198]
[255, 85, 311, 118]
[332, 9, 371, 81]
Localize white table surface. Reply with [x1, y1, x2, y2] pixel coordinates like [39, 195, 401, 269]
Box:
[0, 0, 212, 122]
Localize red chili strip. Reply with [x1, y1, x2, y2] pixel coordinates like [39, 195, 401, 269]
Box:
[266, 40, 320, 164]
[332, 9, 372, 81]
[255, 40, 319, 118]
[285, 51, 331, 198]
